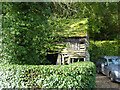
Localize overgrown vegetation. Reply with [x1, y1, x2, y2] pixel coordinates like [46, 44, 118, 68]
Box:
[51, 2, 119, 40]
[0, 62, 96, 88]
[89, 40, 119, 62]
[1, 2, 119, 64]
[2, 3, 66, 64]
[0, 2, 119, 89]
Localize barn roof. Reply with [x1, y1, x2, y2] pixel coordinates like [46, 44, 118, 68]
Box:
[57, 18, 88, 37]
[47, 18, 88, 54]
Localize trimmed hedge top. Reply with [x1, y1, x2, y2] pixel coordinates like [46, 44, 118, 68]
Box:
[0, 61, 96, 89]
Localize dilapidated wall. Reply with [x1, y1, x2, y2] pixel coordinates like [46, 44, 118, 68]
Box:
[56, 37, 90, 65]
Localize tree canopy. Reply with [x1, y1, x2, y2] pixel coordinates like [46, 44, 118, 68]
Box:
[52, 2, 119, 40]
[1, 2, 119, 64]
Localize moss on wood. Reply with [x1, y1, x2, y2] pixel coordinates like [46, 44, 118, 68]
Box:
[57, 18, 88, 37]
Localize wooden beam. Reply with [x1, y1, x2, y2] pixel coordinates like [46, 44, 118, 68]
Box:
[62, 54, 64, 65]
[84, 58, 86, 61]
[56, 54, 60, 65]
[59, 54, 61, 65]
[72, 58, 74, 63]
[56, 54, 61, 65]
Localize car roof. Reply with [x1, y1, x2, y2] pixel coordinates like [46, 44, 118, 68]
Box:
[99, 56, 120, 59]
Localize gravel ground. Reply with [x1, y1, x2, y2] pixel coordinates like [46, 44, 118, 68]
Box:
[96, 73, 120, 89]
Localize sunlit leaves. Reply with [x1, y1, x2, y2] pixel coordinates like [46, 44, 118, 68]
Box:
[2, 3, 55, 64]
[0, 62, 96, 88]
[2, 2, 118, 65]
[53, 2, 118, 40]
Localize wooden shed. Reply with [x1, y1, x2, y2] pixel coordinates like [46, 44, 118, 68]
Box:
[56, 18, 90, 65]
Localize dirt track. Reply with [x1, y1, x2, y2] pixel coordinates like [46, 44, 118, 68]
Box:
[96, 73, 120, 89]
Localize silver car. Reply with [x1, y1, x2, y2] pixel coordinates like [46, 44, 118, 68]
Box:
[96, 56, 120, 82]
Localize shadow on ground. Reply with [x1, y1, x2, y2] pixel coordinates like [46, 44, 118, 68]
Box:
[96, 73, 120, 89]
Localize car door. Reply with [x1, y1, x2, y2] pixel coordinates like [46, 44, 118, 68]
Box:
[101, 58, 108, 75]
[104, 58, 109, 75]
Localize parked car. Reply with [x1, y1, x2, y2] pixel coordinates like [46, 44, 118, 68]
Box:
[96, 56, 120, 82]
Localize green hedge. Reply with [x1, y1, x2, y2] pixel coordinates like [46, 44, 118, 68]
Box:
[89, 40, 119, 62]
[0, 62, 96, 89]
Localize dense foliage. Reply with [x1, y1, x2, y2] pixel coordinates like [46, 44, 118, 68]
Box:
[52, 2, 119, 40]
[1, 2, 119, 64]
[0, 2, 119, 89]
[2, 3, 67, 64]
[0, 62, 96, 88]
[89, 40, 119, 62]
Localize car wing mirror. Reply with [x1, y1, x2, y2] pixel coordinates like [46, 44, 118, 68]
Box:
[102, 63, 108, 66]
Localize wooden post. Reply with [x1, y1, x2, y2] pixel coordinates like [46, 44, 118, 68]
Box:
[84, 58, 86, 61]
[59, 54, 61, 65]
[56, 54, 61, 65]
[69, 56, 70, 64]
[72, 58, 74, 63]
[62, 54, 65, 65]
[56, 54, 59, 65]
[78, 58, 80, 62]
[67, 56, 70, 64]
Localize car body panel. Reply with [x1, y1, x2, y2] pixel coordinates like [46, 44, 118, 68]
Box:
[96, 56, 120, 82]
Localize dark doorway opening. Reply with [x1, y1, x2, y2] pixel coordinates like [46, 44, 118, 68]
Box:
[79, 58, 84, 61]
[46, 53, 58, 65]
[74, 58, 78, 62]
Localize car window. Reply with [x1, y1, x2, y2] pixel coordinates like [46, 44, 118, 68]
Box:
[104, 59, 107, 64]
[108, 59, 113, 64]
[108, 58, 120, 65]
[113, 58, 120, 65]
[116, 58, 120, 64]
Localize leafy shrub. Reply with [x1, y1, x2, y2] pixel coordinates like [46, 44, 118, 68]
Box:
[89, 40, 119, 62]
[1, 3, 66, 65]
[0, 62, 96, 89]
[2, 3, 87, 65]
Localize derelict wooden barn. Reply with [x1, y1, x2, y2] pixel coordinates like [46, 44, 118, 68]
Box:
[55, 18, 90, 65]
[47, 18, 90, 65]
